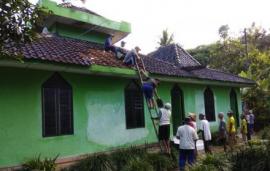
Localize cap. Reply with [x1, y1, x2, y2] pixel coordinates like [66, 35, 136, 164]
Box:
[135, 46, 141, 51]
[164, 103, 171, 110]
[227, 110, 233, 114]
[199, 113, 205, 117]
[188, 112, 196, 117]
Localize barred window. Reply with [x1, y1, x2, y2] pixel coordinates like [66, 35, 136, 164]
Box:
[125, 81, 145, 129]
[42, 73, 73, 137]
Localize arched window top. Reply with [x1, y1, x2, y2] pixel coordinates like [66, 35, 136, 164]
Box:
[230, 88, 237, 97]
[172, 84, 183, 93]
[42, 73, 71, 89]
[204, 86, 214, 96]
[125, 80, 140, 90]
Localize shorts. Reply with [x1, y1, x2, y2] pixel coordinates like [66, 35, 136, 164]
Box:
[142, 84, 154, 100]
[158, 125, 170, 140]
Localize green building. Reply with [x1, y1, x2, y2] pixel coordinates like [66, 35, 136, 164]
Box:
[0, 0, 254, 169]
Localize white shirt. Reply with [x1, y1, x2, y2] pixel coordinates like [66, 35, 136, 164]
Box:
[199, 119, 212, 141]
[176, 125, 198, 149]
[158, 108, 171, 125]
[246, 114, 250, 124]
[250, 114, 255, 124]
[191, 121, 197, 132]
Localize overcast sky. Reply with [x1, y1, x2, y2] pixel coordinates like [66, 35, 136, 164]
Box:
[30, 0, 270, 53]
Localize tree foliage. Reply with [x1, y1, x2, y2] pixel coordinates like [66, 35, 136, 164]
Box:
[188, 23, 270, 128]
[158, 29, 174, 47]
[0, 0, 41, 57]
[218, 24, 230, 40]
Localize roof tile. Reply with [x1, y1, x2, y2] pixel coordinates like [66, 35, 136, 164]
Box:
[7, 36, 254, 85]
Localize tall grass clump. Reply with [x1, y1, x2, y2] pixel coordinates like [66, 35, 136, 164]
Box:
[122, 158, 154, 171]
[68, 153, 113, 171]
[22, 155, 58, 171]
[229, 142, 270, 171]
[110, 146, 147, 171]
[188, 153, 230, 171]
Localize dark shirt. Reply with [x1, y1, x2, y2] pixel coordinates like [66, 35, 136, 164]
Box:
[104, 36, 112, 49]
[219, 120, 227, 138]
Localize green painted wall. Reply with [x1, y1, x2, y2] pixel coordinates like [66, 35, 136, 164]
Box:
[158, 83, 241, 132]
[39, 0, 131, 33]
[50, 23, 108, 44]
[0, 67, 241, 167]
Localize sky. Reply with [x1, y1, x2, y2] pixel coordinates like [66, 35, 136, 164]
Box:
[30, 0, 270, 53]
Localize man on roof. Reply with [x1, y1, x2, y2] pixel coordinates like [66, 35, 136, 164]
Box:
[104, 34, 125, 59]
[123, 46, 141, 66]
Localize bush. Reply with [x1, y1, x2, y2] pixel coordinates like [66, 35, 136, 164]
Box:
[188, 153, 230, 171]
[229, 143, 270, 171]
[68, 153, 113, 171]
[22, 155, 58, 171]
[258, 126, 270, 139]
[145, 153, 175, 171]
[62, 145, 178, 171]
[110, 146, 147, 170]
[122, 158, 154, 171]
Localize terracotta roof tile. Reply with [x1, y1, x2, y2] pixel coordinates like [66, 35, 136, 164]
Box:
[7, 36, 255, 85]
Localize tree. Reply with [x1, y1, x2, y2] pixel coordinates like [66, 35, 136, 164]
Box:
[0, 0, 40, 57]
[190, 23, 270, 129]
[218, 24, 229, 40]
[158, 29, 174, 47]
[187, 45, 211, 66]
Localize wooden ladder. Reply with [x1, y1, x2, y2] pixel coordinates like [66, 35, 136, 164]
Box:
[134, 55, 163, 151]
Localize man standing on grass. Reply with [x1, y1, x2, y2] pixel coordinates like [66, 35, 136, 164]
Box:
[240, 114, 248, 143]
[227, 110, 236, 150]
[218, 112, 227, 152]
[198, 113, 212, 154]
[249, 110, 255, 135]
[176, 117, 198, 171]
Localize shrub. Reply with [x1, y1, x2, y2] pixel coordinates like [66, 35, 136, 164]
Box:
[258, 126, 270, 139]
[68, 153, 113, 171]
[145, 153, 175, 171]
[229, 143, 270, 171]
[110, 146, 147, 170]
[122, 158, 154, 171]
[188, 164, 218, 171]
[22, 155, 58, 171]
[188, 153, 230, 171]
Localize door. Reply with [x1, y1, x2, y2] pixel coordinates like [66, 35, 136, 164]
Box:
[230, 88, 240, 127]
[171, 85, 185, 134]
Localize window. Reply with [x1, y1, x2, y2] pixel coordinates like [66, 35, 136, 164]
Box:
[230, 88, 239, 126]
[171, 85, 185, 134]
[42, 73, 73, 137]
[125, 81, 145, 129]
[204, 87, 215, 121]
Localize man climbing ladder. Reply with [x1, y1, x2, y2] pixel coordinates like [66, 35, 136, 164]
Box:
[134, 52, 171, 153]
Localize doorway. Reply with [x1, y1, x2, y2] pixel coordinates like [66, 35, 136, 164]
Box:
[230, 88, 240, 127]
[171, 85, 185, 134]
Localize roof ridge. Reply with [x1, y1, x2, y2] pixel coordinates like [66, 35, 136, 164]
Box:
[204, 67, 255, 82]
[174, 44, 181, 65]
[176, 44, 201, 65]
